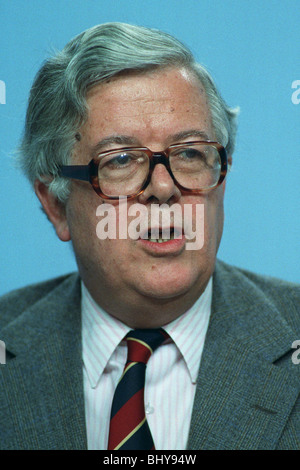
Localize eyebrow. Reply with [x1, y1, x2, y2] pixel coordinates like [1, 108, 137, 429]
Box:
[169, 130, 211, 144]
[90, 129, 212, 156]
[90, 135, 140, 156]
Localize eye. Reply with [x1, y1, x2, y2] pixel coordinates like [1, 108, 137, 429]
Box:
[172, 148, 208, 166]
[98, 150, 148, 174]
[109, 153, 132, 167]
[179, 149, 205, 160]
[100, 152, 135, 170]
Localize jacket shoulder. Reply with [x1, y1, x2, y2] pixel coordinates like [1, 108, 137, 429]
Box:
[216, 260, 300, 334]
[0, 273, 78, 330]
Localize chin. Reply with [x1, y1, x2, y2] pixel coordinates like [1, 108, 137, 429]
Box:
[135, 268, 203, 301]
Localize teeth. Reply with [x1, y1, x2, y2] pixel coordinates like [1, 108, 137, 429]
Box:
[148, 231, 175, 242]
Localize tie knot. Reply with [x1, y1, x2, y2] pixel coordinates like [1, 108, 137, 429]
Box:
[126, 328, 166, 364]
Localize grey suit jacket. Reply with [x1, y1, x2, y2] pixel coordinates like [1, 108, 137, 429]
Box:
[0, 260, 299, 450]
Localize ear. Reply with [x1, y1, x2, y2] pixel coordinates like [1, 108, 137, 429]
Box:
[34, 179, 71, 242]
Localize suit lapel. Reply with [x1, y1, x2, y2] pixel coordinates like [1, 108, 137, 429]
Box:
[0, 274, 87, 450]
[187, 262, 300, 450]
[1, 265, 298, 449]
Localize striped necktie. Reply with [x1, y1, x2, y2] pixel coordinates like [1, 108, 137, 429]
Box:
[107, 328, 166, 450]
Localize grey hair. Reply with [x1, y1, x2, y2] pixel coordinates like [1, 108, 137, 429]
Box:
[18, 22, 239, 203]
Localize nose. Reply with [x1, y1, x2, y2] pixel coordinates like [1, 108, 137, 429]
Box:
[137, 162, 182, 205]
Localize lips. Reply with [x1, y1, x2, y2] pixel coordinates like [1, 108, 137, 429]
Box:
[137, 226, 186, 254]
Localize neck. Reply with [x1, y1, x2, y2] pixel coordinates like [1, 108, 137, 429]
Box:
[83, 278, 210, 329]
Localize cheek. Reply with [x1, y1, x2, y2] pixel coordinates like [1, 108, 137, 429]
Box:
[66, 192, 137, 281]
[65, 187, 102, 259]
[67, 203, 96, 243]
[204, 188, 225, 248]
[183, 190, 224, 248]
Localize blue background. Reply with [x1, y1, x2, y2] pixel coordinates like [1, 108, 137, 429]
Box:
[0, 0, 299, 295]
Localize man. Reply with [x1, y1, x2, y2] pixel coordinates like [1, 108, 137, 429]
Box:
[0, 22, 299, 450]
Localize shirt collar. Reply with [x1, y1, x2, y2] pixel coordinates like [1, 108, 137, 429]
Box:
[81, 285, 130, 388]
[81, 279, 212, 388]
[163, 278, 212, 383]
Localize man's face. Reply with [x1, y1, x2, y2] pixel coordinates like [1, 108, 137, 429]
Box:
[52, 67, 226, 326]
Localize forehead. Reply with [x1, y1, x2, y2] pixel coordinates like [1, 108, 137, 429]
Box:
[81, 67, 214, 149]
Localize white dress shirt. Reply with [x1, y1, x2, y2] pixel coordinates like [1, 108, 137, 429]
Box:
[81, 279, 212, 450]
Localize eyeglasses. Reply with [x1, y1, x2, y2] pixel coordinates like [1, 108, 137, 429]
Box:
[59, 140, 228, 200]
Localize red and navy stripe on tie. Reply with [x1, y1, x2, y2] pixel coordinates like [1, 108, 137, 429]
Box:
[108, 329, 167, 450]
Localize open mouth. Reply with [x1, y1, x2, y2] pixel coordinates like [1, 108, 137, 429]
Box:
[143, 227, 182, 243]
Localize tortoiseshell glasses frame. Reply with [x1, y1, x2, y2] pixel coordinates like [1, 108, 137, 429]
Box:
[58, 140, 228, 200]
